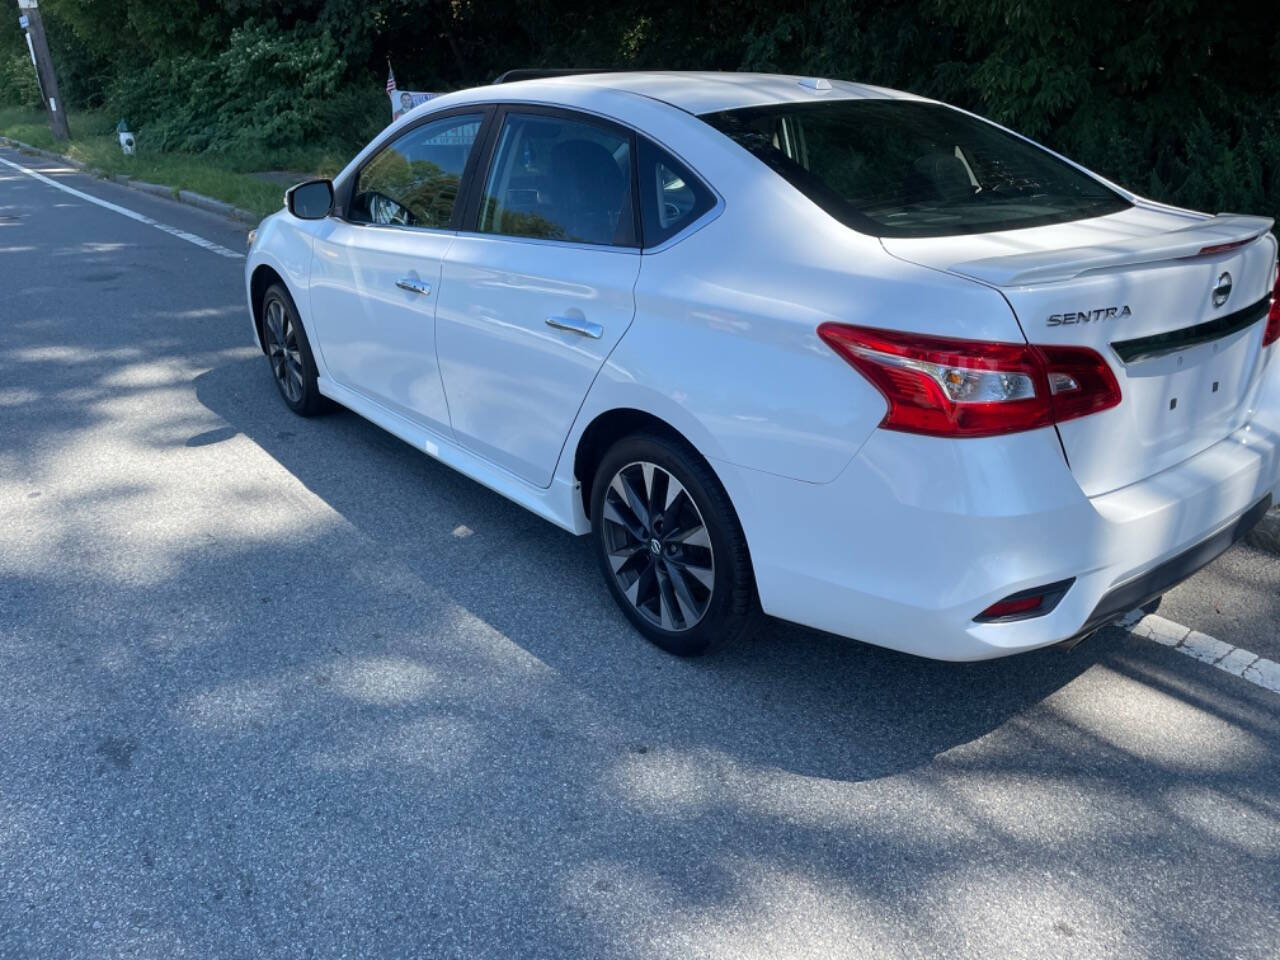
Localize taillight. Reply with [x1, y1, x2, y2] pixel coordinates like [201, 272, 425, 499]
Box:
[1264, 268, 1280, 347]
[1197, 237, 1261, 257]
[817, 324, 1120, 438]
[1038, 344, 1123, 422]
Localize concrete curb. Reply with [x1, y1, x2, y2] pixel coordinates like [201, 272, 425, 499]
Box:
[0, 134, 258, 225]
[1246, 505, 1280, 555]
[178, 188, 251, 221]
[120, 177, 176, 202]
[0, 136, 87, 169]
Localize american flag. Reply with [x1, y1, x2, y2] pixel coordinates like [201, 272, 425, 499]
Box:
[386, 65, 396, 94]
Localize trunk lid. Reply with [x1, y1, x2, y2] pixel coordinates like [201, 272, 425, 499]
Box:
[883, 205, 1279, 496]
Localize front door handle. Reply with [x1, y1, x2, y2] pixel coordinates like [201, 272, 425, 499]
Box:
[396, 277, 431, 296]
[545, 315, 603, 339]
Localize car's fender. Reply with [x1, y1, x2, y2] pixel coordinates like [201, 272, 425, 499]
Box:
[245, 213, 317, 358]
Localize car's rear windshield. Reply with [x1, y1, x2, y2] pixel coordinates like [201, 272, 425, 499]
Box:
[700, 100, 1131, 238]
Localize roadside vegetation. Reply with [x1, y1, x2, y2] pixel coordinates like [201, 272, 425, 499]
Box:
[1, 1, 1277, 227]
[0, 106, 318, 218]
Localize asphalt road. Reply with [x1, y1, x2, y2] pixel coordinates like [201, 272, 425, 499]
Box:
[1, 146, 1278, 960]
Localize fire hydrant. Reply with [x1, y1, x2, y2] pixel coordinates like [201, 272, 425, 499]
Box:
[116, 119, 135, 156]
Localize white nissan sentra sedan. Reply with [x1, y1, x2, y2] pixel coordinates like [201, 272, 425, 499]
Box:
[245, 71, 1280, 661]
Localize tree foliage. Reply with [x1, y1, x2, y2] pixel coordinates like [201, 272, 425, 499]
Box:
[2, 0, 1276, 223]
[0, 13, 42, 108]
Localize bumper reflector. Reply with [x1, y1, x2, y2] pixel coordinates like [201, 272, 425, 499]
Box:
[975, 578, 1075, 623]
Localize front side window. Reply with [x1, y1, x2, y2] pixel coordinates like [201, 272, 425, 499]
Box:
[702, 100, 1130, 238]
[477, 112, 636, 247]
[349, 113, 484, 228]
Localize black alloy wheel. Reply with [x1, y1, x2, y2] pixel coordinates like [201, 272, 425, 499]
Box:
[261, 282, 325, 416]
[591, 433, 758, 656]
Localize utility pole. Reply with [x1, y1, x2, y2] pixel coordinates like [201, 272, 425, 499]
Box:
[17, 0, 70, 141]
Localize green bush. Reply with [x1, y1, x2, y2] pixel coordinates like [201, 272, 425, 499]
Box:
[106, 22, 348, 155]
[0, 7, 42, 111]
[0, 52, 42, 110]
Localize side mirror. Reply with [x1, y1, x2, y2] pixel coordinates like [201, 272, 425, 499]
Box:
[286, 179, 334, 220]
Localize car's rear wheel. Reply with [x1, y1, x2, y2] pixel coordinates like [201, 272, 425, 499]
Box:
[590, 433, 757, 656]
[261, 282, 326, 416]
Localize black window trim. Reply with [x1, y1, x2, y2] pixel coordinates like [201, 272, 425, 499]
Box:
[331, 98, 725, 251]
[456, 103, 644, 252]
[334, 104, 498, 233]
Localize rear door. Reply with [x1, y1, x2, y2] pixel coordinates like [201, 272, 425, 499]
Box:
[884, 208, 1279, 496]
[435, 107, 642, 487]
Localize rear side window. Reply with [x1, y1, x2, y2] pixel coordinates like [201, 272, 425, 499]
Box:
[477, 112, 637, 247]
[349, 113, 484, 228]
[701, 101, 1130, 239]
[638, 138, 715, 247]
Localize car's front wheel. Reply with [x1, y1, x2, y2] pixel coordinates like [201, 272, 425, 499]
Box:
[261, 282, 326, 416]
[590, 433, 758, 656]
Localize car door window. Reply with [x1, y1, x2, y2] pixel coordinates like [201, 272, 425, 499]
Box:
[637, 138, 715, 247]
[349, 113, 484, 228]
[476, 112, 636, 247]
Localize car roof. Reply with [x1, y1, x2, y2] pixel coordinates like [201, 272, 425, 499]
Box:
[485, 71, 923, 116]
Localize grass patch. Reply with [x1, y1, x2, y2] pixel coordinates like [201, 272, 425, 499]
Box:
[0, 104, 67, 149]
[0, 107, 354, 220]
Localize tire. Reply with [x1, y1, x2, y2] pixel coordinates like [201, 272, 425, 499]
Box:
[260, 282, 327, 416]
[590, 432, 758, 656]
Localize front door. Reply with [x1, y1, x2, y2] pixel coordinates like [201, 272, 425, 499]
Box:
[309, 110, 488, 433]
[435, 108, 642, 487]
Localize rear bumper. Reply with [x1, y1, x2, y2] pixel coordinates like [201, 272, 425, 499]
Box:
[1064, 492, 1271, 646]
[716, 380, 1280, 660]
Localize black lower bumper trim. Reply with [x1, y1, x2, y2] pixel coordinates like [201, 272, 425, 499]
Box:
[1062, 493, 1273, 646]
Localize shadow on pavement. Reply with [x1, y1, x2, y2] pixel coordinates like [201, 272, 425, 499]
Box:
[192, 356, 1105, 784]
[7, 161, 1277, 958]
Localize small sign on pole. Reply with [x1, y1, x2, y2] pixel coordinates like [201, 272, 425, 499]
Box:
[385, 62, 437, 122]
[390, 90, 438, 121]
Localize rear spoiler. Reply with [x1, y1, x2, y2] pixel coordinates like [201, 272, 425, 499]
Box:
[492, 68, 616, 84]
[951, 214, 1276, 287]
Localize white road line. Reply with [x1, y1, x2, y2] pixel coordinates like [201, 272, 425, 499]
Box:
[1120, 610, 1280, 694]
[0, 155, 245, 260]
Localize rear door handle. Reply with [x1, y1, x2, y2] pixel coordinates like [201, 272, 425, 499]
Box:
[396, 278, 431, 296]
[545, 315, 603, 339]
